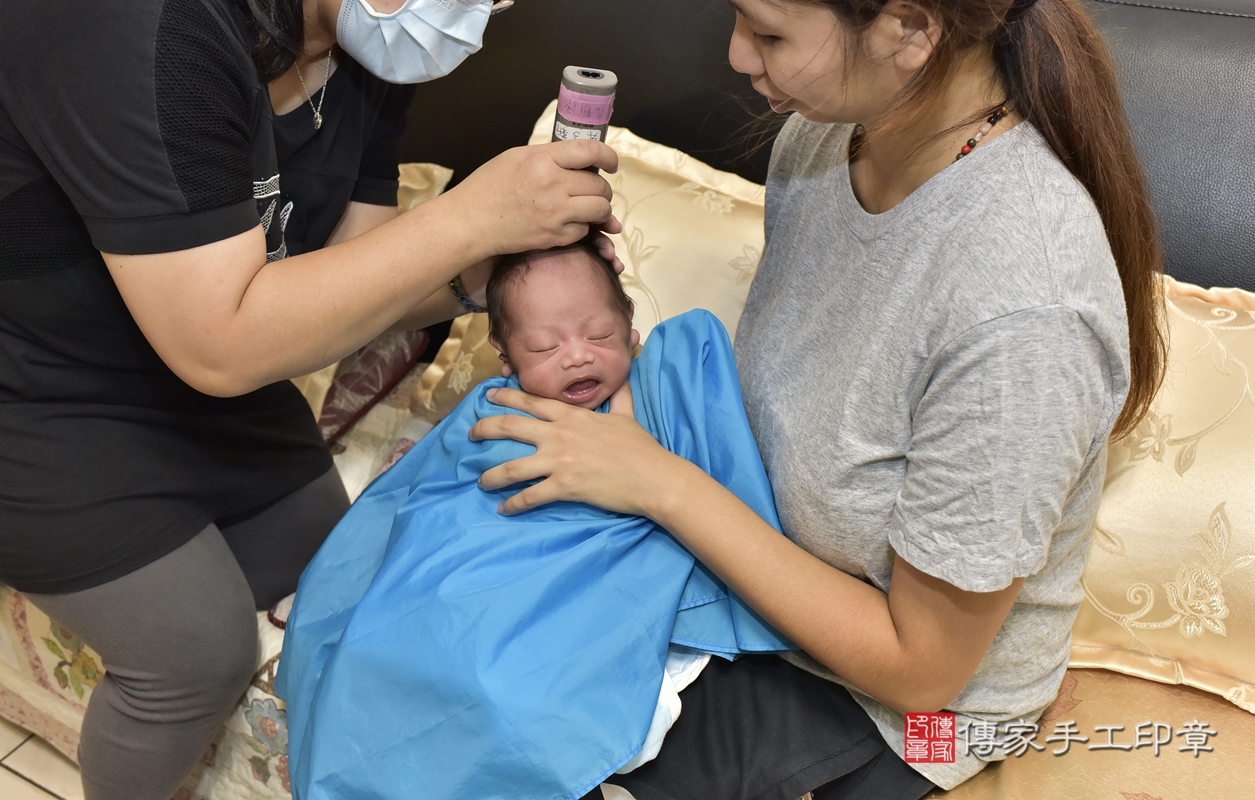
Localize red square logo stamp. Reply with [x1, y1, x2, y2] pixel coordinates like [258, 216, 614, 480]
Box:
[904, 712, 956, 763]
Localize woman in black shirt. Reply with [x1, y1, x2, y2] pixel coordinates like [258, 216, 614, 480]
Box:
[0, 0, 618, 796]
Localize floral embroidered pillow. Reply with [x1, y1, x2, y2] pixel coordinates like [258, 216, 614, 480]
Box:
[1070, 277, 1255, 713]
[412, 102, 766, 422]
[412, 311, 499, 424]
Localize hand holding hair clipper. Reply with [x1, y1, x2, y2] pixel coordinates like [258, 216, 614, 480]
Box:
[550, 66, 624, 273]
[445, 65, 621, 323]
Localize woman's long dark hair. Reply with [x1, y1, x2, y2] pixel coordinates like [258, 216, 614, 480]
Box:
[813, 0, 1166, 440]
[240, 0, 306, 82]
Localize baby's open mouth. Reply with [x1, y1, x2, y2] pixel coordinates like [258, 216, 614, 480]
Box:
[562, 378, 601, 402]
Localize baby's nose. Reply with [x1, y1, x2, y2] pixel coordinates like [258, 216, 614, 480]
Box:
[562, 342, 595, 368]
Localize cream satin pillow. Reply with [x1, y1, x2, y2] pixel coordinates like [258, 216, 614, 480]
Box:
[413, 102, 766, 421]
[1070, 276, 1255, 713]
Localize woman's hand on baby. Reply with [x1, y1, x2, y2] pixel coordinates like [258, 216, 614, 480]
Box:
[441, 141, 619, 262]
[470, 383, 682, 516]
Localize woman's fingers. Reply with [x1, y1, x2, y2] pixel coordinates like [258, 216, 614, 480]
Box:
[469, 410, 548, 446]
[497, 481, 563, 516]
[562, 166, 615, 202]
[566, 198, 615, 231]
[599, 214, 624, 236]
[591, 229, 625, 274]
[478, 452, 549, 492]
[548, 139, 619, 175]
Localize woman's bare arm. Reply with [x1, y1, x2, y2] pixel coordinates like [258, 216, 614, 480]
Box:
[471, 385, 1022, 714]
[647, 456, 1023, 713]
[102, 141, 618, 397]
[325, 200, 493, 333]
[324, 200, 398, 247]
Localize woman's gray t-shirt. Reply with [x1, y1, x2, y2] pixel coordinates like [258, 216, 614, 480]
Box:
[734, 116, 1131, 789]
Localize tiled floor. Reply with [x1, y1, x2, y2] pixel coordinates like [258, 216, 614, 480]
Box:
[0, 718, 83, 800]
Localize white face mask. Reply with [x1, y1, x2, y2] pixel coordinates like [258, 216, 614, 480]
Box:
[336, 0, 493, 84]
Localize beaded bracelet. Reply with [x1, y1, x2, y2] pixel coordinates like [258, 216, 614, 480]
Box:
[449, 274, 486, 314]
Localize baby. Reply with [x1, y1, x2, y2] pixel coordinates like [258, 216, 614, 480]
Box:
[485, 239, 640, 410]
[281, 242, 791, 800]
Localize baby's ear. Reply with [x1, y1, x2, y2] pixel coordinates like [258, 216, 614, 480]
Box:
[627, 302, 639, 350]
[489, 335, 514, 378]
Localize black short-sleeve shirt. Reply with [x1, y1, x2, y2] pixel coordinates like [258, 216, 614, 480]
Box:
[0, 0, 415, 593]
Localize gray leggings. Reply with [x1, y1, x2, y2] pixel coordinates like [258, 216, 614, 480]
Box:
[25, 468, 348, 800]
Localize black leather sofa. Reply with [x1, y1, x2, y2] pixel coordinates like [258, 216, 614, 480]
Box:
[1085, 0, 1255, 290]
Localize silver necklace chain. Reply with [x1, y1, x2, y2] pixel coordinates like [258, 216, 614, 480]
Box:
[295, 48, 333, 131]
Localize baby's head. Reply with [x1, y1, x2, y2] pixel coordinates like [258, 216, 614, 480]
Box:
[487, 240, 639, 410]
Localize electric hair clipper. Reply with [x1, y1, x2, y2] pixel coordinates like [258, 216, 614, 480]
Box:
[551, 66, 618, 144]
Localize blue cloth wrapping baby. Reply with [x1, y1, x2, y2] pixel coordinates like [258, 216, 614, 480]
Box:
[277, 309, 794, 800]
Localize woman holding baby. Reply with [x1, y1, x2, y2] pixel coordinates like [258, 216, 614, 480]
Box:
[473, 0, 1165, 797]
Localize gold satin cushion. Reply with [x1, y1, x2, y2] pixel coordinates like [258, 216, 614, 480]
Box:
[413, 102, 766, 421]
[1069, 277, 1255, 713]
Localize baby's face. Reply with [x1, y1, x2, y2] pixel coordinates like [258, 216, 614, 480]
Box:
[493, 251, 638, 410]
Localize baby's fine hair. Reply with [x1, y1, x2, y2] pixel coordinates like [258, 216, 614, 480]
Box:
[486, 237, 633, 343]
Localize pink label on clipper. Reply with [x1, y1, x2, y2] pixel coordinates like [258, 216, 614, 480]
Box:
[557, 85, 615, 126]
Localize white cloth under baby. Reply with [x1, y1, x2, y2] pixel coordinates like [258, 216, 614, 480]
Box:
[615, 646, 711, 774]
